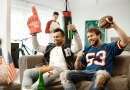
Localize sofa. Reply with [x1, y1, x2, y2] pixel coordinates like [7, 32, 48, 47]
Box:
[19, 54, 130, 90]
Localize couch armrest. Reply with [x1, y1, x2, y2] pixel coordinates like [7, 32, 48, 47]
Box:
[19, 55, 44, 83]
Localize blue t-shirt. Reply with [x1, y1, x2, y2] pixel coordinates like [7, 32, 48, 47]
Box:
[80, 41, 124, 75]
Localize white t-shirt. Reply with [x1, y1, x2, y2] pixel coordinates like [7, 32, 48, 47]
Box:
[49, 47, 68, 70]
[45, 20, 60, 43]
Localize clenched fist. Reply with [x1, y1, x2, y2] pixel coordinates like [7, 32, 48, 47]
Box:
[77, 51, 84, 60]
[67, 24, 76, 31]
[27, 6, 42, 35]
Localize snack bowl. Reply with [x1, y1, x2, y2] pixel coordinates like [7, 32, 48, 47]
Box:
[36, 62, 53, 73]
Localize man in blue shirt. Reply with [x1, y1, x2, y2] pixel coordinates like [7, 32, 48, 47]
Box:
[60, 21, 129, 90]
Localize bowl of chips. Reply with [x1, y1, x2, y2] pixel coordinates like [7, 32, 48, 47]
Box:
[36, 62, 53, 73]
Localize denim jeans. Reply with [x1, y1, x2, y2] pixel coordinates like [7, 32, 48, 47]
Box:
[60, 70, 111, 90]
[22, 66, 64, 90]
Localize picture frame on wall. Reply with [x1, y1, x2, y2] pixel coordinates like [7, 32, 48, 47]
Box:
[85, 20, 105, 49]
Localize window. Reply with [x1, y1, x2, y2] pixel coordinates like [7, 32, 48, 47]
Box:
[11, 4, 61, 52]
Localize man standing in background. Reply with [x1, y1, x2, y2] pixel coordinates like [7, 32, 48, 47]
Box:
[45, 12, 60, 45]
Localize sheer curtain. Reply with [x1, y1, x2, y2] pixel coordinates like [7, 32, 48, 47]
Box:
[11, 2, 62, 54]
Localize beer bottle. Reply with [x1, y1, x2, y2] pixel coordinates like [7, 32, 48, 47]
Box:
[37, 72, 45, 90]
[68, 21, 73, 39]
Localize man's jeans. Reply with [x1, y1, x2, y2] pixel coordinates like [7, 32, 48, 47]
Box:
[60, 70, 111, 90]
[22, 67, 64, 90]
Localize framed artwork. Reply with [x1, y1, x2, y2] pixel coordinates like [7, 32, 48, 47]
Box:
[85, 20, 105, 49]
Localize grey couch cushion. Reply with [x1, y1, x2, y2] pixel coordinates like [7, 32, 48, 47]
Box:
[112, 55, 130, 76]
[104, 75, 129, 90]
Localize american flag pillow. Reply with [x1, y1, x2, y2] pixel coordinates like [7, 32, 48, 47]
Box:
[0, 48, 17, 84]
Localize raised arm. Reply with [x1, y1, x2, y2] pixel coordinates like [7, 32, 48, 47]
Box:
[32, 33, 47, 53]
[107, 21, 129, 48]
[27, 6, 47, 53]
[67, 24, 82, 53]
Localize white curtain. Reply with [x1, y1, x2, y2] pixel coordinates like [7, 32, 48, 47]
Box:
[11, 2, 62, 54]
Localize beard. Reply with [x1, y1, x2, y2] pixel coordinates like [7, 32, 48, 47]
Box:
[91, 39, 99, 46]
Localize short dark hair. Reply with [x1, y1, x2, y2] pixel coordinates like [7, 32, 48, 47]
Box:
[53, 28, 65, 37]
[53, 12, 59, 15]
[86, 27, 102, 39]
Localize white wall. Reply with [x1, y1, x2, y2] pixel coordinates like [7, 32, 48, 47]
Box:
[71, 0, 130, 54]
[0, 0, 11, 60]
[11, 0, 130, 55]
[12, 0, 64, 11]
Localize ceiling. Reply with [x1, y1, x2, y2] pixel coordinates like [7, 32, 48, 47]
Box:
[11, 0, 129, 10]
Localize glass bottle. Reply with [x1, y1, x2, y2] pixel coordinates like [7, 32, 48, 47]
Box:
[37, 72, 45, 90]
[68, 21, 73, 39]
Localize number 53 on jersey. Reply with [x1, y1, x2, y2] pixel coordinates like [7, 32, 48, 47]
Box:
[86, 50, 106, 67]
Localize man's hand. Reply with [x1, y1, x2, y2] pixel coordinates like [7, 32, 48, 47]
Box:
[50, 29, 54, 33]
[106, 21, 117, 29]
[50, 28, 56, 33]
[77, 51, 84, 60]
[27, 6, 42, 35]
[67, 24, 76, 31]
[75, 51, 84, 70]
